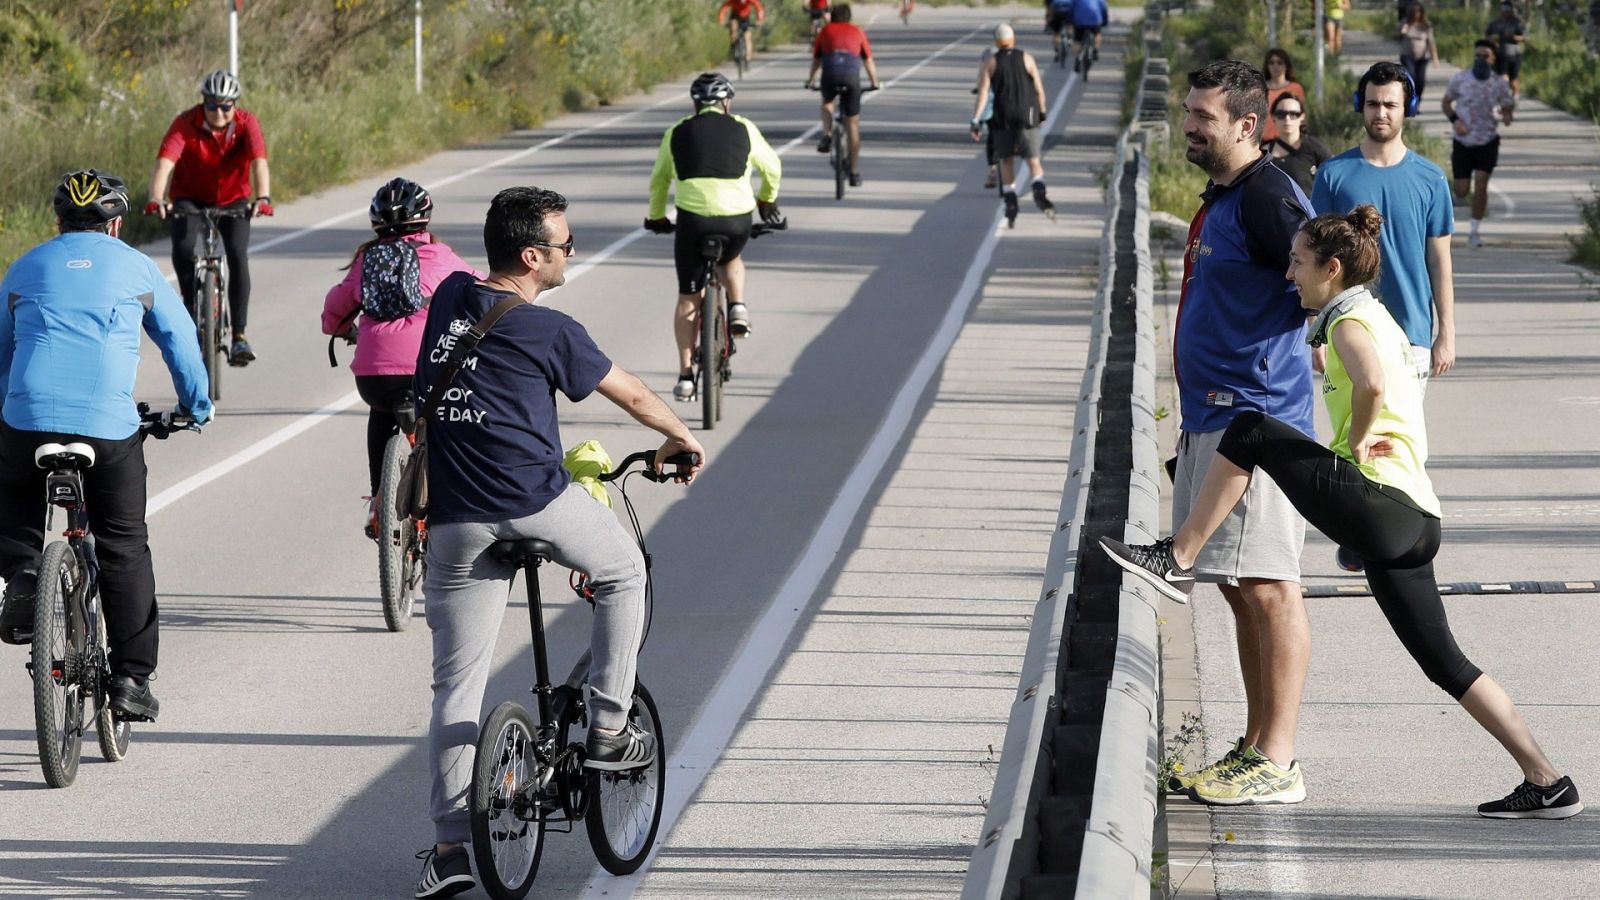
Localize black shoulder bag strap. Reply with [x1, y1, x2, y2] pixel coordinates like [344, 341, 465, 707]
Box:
[416, 294, 525, 424]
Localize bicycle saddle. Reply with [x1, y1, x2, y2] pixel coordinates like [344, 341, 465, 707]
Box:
[33, 442, 96, 471]
[488, 538, 557, 566]
[697, 235, 728, 261]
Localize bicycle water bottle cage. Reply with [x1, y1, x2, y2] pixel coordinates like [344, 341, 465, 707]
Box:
[698, 235, 728, 262]
[488, 538, 557, 567]
[34, 442, 96, 472]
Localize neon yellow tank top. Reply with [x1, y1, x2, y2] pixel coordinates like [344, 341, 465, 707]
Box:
[1322, 298, 1441, 517]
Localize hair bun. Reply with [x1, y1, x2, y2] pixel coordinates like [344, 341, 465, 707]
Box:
[1346, 204, 1384, 238]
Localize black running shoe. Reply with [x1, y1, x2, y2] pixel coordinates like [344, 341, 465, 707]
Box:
[0, 571, 37, 645]
[1032, 182, 1057, 221]
[585, 721, 657, 771]
[849, 172, 862, 187]
[1098, 536, 1196, 603]
[1003, 191, 1019, 229]
[414, 846, 474, 898]
[817, 134, 833, 154]
[1479, 776, 1583, 819]
[229, 338, 256, 366]
[109, 674, 160, 722]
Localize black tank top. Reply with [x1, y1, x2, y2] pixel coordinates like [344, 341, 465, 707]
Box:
[991, 48, 1040, 129]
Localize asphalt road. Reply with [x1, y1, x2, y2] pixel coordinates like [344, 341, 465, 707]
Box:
[0, 5, 1120, 897]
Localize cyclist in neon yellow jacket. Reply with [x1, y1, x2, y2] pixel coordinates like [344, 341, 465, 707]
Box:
[645, 73, 783, 402]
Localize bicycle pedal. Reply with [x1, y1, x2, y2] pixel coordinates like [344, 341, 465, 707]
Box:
[112, 710, 154, 723]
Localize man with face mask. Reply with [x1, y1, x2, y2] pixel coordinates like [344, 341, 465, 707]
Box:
[1165, 60, 1317, 806]
[1441, 40, 1515, 248]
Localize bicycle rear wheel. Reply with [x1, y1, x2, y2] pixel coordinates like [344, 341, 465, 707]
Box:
[471, 701, 545, 900]
[201, 268, 223, 402]
[32, 541, 86, 788]
[94, 605, 131, 762]
[699, 285, 720, 430]
[833, 126, 847, 200]
[377, 434, 416, 632]
[585, 680, 666, 874]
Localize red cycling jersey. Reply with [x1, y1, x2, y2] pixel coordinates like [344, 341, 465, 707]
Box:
[807, 0, 829, 10]
[719, 0, 764, 19]
[157, 106, 268, 206]
[814, 22, 872, 71]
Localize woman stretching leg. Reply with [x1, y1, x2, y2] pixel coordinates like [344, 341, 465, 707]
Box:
[1102, 206, 1581, 819]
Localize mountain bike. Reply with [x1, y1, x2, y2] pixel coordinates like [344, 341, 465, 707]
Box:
[180, 204, 249, 403]
[376, 394, 425, 632]
[1075, 34, 1095, 80]
[730, 18, 755, 79]
[810, 82, 879, 200]
[28, 404, 199, 788]
[646, 219, 783, 430]
[468, 450, 695, 899]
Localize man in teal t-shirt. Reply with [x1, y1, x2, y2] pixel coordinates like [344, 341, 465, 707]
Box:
[1313, 62, 1456, 394]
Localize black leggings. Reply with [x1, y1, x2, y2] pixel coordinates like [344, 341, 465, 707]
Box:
[170, 199, 253, 334]
[355, 374, 414, 495]
[1216, 411, 1483, 699]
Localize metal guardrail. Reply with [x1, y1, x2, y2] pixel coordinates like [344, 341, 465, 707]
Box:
[963, 10, 1168, 897]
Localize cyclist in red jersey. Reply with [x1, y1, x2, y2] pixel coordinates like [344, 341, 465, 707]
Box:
[718, 0, 766, 63]
[807, 3, 881, 186]
[145, 70, 273, 367]
[807, 0, 831, 35]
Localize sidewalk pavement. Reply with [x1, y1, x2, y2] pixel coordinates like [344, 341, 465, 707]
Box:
[1158, 26, 1600, 900]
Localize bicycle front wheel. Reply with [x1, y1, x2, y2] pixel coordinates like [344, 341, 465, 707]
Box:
[699, 286, 720, 430]
[201, 268, 224, 402]
[471, 701, 545, 900]
[377, 434, 415, 632]
[586, 680, 666, 874]
[32, 541, 86, 788]
[94, 605, 131, 762]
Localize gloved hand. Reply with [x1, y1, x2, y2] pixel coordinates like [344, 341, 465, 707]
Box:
[252, 196, 274, 217]
[643, 217, 675, 234]
[756, 200, 785, 228]
[144, 201, 168, 219]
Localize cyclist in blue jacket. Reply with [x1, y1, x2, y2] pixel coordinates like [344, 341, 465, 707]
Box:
[0, 170, 212, 722]
[1072, 0, 1108, 69]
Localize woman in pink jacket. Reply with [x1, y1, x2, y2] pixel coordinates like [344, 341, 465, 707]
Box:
[321, 177, 482, 536]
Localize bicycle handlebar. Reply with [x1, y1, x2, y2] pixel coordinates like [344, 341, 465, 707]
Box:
[643, 219, 786, 236]
[806, 83, 881, 92]
[136, 402, 202, 439]
[599, 451, 700, 484]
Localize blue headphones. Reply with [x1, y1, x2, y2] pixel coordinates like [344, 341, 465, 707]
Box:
[1353, 64, 1420, 118]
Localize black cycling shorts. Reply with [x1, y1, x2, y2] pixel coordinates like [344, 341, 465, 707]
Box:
[1451, 136, 1500, 179]
[1073, 25, 1101, 42]
[821, 71, 864, 117]
[1046, 12, 1069, 34]
[1494, 55, 1522, 81]
[674, 209, 751, 296]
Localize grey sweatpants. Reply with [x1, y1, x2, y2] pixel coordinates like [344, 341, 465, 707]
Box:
[425, 484, 647, 844]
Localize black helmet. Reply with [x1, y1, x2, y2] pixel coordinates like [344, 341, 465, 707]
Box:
[690, 72, 735, 106]
[200, 69, 242, 100]
[369, 177, 434, 236]
[53, 169, 131, 230]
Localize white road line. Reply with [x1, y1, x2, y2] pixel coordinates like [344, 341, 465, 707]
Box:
[579, 39, 1080, 900]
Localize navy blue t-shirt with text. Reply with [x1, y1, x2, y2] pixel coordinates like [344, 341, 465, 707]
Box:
[415, 272, 613, 524]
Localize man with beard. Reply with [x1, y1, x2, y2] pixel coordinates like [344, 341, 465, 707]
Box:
[413, 186, 705, 897]
[1313, 62, 1455, 575]
[1166, 60, 1317, 806]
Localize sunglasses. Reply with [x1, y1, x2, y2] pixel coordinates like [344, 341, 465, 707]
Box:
[532, 235, 575, 258]
[203, 100, 236, 112]
[1273, 109, 1305, 119]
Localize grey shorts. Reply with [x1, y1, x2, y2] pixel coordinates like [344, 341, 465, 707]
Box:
[1173, 427, 1306, 584]
[990, 124, 1042, 160]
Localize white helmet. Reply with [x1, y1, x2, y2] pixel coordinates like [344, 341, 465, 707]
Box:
[200, 69, 242, 101]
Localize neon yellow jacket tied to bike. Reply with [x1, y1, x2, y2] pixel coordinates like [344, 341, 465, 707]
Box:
[563, 439, 614, 508]
[648, 107, 781, 219]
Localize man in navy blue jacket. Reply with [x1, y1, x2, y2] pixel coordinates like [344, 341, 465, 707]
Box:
[1168, 61, 1317, 806]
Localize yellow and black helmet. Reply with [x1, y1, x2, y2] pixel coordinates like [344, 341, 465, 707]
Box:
[53, 169, 131, 229]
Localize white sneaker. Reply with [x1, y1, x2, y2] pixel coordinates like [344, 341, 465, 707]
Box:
[1469, 233, 1484, 248]
[673, 375, 695, 402]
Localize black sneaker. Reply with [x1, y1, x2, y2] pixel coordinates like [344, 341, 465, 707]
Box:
[1032, 182, 1057, 221]
[228, 338, 255, 366]
[1003, 191, 1019, 229]
[109, 674, 160, 722]
[1335, 546, 1365, 573]
[848, 172, 862, 187]
[1479, 776, 1583, 819]
[817, 134, 832, 154]
[414, 846, 474, 899]
[585, 721, 658, 771]
[0, 571, 38, 645]
[1098, 536, 1196, 603]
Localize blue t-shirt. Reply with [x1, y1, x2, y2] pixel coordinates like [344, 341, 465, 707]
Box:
[1311, 149, 1453, 349]
[415, 272, 613, 525]
[1072, 0, 1107, 27]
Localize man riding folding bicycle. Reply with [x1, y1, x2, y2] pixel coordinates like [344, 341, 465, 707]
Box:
[645, 73, 783, 402]
[0, 170, 212, 722]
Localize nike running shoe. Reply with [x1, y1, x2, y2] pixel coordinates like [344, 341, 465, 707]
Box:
[1099, 536, 1195, 603]
[414, 846, 474, 899]
[586, 721, 657, 771]
[1169, 736, 1245, 793]
[1478, 776, 1583, 819]
[1190, 745, 1306, 806]
[728, 302, 751, 337]
[673, 374, 695, 402]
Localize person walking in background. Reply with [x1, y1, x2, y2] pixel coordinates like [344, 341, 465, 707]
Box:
[970, 23, 1056, 227]
[320, 178, 482, 539]
[1323, 0, 1350, 55]
[1485, 1, 1525, 96]
[1442, 41, 1515, 248]
[1398, 4, 1440, 101]
[1162, 60, 1317, 806]
[1261, 49, 1305, 144]
[1262, 93, 1331, 194]
[973, 44, 999, 190]
[1101, 206, 1583, 821]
